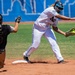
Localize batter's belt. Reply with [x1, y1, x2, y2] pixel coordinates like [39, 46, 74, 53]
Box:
[0, 49, 5, 69]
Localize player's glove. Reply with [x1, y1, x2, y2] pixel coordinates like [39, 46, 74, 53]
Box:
[15, 16, 21, 23]
[65, 28, 75, 37]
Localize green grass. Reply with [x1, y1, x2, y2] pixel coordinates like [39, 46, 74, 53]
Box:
[6, 22, 75, 60]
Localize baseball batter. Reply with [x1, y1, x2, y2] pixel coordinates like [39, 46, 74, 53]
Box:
[23, 1, 75, 63]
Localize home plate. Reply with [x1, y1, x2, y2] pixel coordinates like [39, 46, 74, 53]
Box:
[12, 60, 28, 64]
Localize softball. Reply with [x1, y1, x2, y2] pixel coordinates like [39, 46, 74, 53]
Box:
[71, 31, 75, 33]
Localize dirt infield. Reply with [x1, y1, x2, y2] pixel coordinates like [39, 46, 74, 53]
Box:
[0, 59, 75, 75]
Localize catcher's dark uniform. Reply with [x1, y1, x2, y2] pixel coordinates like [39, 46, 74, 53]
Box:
[0, 24, 12, 68]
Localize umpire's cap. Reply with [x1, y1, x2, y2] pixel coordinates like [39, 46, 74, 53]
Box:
[54, 1, 63, 10]
[0, 14, 2, 24]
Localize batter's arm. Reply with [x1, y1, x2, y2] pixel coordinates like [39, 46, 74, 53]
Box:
[52, 26, 66, 36]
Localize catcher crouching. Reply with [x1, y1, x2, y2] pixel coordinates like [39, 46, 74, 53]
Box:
[0, 14, 21, 69]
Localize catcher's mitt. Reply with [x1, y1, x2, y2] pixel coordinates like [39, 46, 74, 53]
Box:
[15, 16, 21, 23]
[65, 28, 75, 37]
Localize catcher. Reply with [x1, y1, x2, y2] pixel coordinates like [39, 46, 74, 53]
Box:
[0, 14, 21, 69]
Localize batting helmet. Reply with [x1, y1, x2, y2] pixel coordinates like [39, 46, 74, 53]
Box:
[54, 1, 63, 10]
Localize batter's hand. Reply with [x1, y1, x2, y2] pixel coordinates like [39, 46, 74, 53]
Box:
[15, 16, 21, 23]
[65, 27, 75, 37]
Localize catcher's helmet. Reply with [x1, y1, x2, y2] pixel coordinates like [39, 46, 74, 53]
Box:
[54, 1, 63, 10]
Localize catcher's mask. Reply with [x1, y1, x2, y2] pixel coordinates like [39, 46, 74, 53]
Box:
[54, 1, 63, 13]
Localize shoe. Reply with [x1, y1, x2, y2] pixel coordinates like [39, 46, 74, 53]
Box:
[58, 60, 64, 64]
[23, 56, 30, 63]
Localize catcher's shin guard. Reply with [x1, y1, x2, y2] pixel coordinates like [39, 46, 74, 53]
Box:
[0, 50, 5, 69]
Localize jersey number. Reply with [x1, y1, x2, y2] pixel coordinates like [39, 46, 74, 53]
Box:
[50, 17, 56, 22]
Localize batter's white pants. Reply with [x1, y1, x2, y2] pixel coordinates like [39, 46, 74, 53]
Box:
[23, 25, 64, 62]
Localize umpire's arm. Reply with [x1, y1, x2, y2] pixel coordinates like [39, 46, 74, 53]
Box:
[13, 22, 19, 33]
[11, 16, 21, 33]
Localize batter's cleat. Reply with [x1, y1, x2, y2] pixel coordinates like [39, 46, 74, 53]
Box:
[58, 60, 64, 64]
[23, 56, 30, 63]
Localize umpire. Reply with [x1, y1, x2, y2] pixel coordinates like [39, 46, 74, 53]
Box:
[0, 14, 21, 69]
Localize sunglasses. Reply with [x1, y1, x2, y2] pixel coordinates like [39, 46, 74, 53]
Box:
[57, 6, 63, 10]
